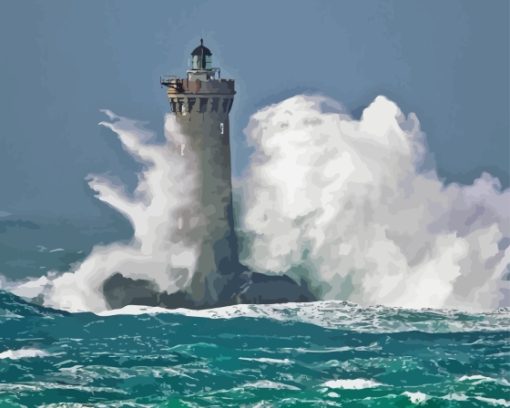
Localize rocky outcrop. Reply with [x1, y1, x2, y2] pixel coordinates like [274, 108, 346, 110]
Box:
[102, 269, 315, 310]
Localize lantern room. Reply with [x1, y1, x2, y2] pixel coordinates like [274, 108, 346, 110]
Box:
[191, 39, 212, 70]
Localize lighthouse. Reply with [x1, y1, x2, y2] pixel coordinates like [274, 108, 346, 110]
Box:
[160, 39, 238, 306]
[102, 39, 314, 309]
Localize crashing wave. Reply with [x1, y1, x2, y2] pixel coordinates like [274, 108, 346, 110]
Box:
[96, 299, 510, 333]
[2, 94, 509, 312]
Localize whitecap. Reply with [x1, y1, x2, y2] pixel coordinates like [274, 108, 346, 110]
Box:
[98, 305, 174, 316]
[403, 391, 429, 405]
[239, 357, 293, 365]
[0, 348, 49, 360]
[443, 393, 469, 401]
[250, 402, 274, 408]
[288, 343, 381, 354]
[459, 374, 494, 382]
[323, 378, 383, 390]
[459, 374, 510, 386]
[474, 396, 510, 407]
[243, 380, 300, 391]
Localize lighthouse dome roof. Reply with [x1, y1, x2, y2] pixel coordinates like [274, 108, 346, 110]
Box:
[191, 39, 212, 56]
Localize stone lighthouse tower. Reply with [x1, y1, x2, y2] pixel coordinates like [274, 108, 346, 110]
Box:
[161, 39, 238, 306]
[101, 40, 313, 309]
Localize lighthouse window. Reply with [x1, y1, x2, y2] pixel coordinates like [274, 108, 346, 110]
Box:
[220, 123, 224, 134]
[177, 98, 185, 113]
[199, 98, 208, 113]
[192, 55, 200, 70]
[205, 55, 212, 69]
[211, 97, 219, 112]
[187, 98, 196, 113]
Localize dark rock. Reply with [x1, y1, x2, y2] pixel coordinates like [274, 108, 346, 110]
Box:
[102, 269, 315, 310]
[234, 271, 315, 304]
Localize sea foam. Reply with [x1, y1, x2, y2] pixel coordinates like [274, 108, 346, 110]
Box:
[0, 348, 49, 360]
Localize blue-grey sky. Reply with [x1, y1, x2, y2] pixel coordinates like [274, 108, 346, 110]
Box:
[0, 0, 508, 221]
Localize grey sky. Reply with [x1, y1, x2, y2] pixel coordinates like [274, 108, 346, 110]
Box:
[0, 0, 508, 220]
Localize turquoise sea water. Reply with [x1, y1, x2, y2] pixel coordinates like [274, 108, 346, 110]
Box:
[0, 291, 509, 407]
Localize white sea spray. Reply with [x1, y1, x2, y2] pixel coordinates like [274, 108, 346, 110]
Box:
[238, 95, 509, 310]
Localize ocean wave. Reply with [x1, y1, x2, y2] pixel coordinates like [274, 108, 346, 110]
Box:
[0, 348, 49, 360]
[458, 374, 510, 386]
[323, 378, 383, 390]
[243, 380, 301, 391]
[96, 300, 510, 333]
[403, 391, 429, 404]
[0, 381, 126, 395]
[474, 396, 510, 407]
[0, 290, 66, 318]
[443, 393, 469, 402]
[284, 343, 381, 354]
[239, 357, 293, 365]
[403, 391, 510, 406]
[0, 310, 23, 319]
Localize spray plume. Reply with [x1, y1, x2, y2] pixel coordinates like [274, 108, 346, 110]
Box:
[44, 111, 207, 311]
[238, 95, 509, 311]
